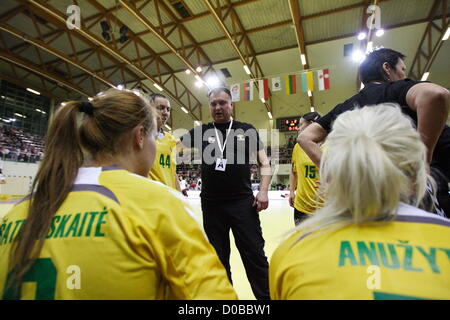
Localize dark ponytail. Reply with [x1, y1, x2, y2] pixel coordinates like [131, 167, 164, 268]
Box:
[7, 101, 84, 295]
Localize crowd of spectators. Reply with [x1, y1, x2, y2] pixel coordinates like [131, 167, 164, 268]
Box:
[176, 163, 202, 190]
[0, 126, 44, 163]
[0, 125, 295, 181]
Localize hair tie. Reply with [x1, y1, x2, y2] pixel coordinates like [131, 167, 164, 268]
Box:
[79, 101, 94, 115]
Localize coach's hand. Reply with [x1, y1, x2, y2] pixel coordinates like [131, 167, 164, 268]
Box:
[253, 191, 269, 213]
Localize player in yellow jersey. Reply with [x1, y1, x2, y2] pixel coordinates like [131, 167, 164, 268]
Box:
[147, 93, 184, 193]
[289, 112, 323, 225]
[271, 104, 450, 300]
[0, 89, 236, 300]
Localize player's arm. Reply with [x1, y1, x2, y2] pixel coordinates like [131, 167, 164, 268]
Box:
[174, 174, 181, 192]
[254, 149, 271, 212]
[289, 166, 297, 208]
[297, 123, 327, 167]
[406, 83, 450, 164]
[176, 140, 186, 152]
[152, 200, 237, 299]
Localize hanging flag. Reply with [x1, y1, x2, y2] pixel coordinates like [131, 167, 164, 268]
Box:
[230, 83, 240, 101]
[243, 81, 254, 101]
[301, 73, 308, 93]
[272, 77, 281, 91]
[307, 71, 314, 91]
[258, 78, 269, 100]
[317, 68, 330, 90]
[284, 75, 297, 95]
[301, 72, 314, 92]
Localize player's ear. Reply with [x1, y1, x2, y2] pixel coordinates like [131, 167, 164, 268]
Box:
[133, 125, 146, 150]
[382, 62, 391, 77]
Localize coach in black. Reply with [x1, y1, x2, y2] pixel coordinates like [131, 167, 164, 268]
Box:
[298, 48, 450, 216]
[180, 87, 271, 300]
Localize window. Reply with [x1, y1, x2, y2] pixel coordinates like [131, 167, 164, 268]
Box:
[0, 80, 50, 136]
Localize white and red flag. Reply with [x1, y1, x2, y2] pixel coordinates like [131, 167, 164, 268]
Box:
[317, 68, 330, 91]
[258, 78, 269, 100]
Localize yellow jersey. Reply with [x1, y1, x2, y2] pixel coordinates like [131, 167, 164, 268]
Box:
[291, 144, 323, 214]
[0, 166, 237, 300]
[270, 203, 450, 300]
[148, 132, 177, 189]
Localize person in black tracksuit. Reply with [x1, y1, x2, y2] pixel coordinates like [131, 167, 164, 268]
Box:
[298, 48, 450, 217]
[180, 87, 272, 300]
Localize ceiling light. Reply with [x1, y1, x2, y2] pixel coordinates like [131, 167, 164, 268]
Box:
[194, 121, 201, 126]
[185, 69, 191, 75]
[351, 50, 365, 63]
[421, 72, 430, 81]
[154, 83, 163, 91]
[310, 107, 315, 112]
[26, 88, 40, 95]
[307, 90, 312, 97]
[267, 112, 272, 119]
[88, 97, 93, 101]
[14, 113, 26, 118]
[194, 75, 202, 81]
[181, 107, 189, 114]
[206, 76, 220, 88]
[261, 98, 265, 103]
[243, 65, 251, 75]
[300, 54, 307, 65]
[194, 80, 203, 88]
[164, 124, 171, 131]
[375, 29, 384, 37]
[117, 84, 124, 90]
[196, 66, 202, 72]
[443, 27, 450, 41]
[61, 102, 67, 106]
[357, 32, 367, 40]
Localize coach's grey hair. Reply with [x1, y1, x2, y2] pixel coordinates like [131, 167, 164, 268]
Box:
[295, 103, 428, 240]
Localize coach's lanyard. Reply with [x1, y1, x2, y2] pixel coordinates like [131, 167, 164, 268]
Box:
[213, 119, 233, 159]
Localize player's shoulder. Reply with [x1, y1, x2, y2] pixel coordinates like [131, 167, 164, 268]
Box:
[127, 174, 199, 221]
[120, 170, 171, 192]
[396, 202, 450, 227]
[271, 230, 303, 265]
[163, 131, 176, 141]
[162, 131, 178, 146]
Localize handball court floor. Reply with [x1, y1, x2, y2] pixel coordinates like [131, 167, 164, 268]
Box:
[0, 197, 294, 300]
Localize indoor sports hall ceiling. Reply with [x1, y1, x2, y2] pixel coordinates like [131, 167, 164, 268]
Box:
[0, 0, 448, 130]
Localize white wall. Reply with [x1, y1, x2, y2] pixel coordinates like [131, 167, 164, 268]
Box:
[1, 160, 39, 177]
[0, 161, 39, 195]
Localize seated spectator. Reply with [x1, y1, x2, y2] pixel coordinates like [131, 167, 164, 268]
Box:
[270, 104, 450, 300]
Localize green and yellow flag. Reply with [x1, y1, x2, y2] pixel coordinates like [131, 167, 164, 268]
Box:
[285, 74, 297, 95]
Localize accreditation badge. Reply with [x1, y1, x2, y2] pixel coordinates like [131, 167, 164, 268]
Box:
[215, 158, 227, 171]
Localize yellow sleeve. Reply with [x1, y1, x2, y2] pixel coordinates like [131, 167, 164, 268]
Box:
[269, 232, 301, 300]
[291, 144, 298, 173]
[170, 134, 178, 166]
[141, 189, 237, 300]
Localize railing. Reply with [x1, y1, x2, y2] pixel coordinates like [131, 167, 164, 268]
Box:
[0, 153, 42, 163]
